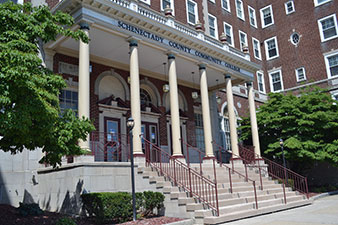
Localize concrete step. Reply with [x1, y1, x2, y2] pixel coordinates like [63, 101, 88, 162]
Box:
[203, 199, 312, 224]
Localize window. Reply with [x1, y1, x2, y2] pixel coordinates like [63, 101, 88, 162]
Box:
[139, 0, 151, 5]
[296, 67, 306, 82]
[269, 69, 284, 92]
[248, 6, 257, 28]
[161, 0, 174, 14]
[252, 37, 261, 60]
[290, 32, 300, 45]
[222, 0, 230, 12]
[257, 71, 265, 93]
[285, 1, 295, 14]
[264, 36, 279, 60]
[239, 30, 248, 51]
[223, 22, 234, 47]
[236, 0, 245, 20]
[59, 90, 78, 114]
[208, 14, 218, 38]
[194, 113, 205, 150]
[324, 52, 338, 78]
[260, 5, 274, 28]
[318, 14, 338, 42]
[187, 0, 198, 25]
[314, 0, 332, 7]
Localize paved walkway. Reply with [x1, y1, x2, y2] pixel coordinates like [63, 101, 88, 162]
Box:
[222, 195, 338, 225]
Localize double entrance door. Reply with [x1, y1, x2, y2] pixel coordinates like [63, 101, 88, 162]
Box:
[103, 117, 158, 160]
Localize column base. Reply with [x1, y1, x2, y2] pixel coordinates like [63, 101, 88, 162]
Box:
[171, 155, 186, 163]
[203, 156, 216, 167]
[133, 153, 146, 166]
[230, 158, 244, 168]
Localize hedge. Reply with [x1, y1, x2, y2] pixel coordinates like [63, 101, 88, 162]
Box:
[81, 191, 165, 223]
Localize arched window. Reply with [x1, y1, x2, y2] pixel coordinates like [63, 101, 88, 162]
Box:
[140, 88, 152, 106]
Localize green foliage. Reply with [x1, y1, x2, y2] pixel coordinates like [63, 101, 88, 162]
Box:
[56, 217, 77, 225]
[0, 2, 94, 167]
[81, 191, 165, 223]
[143, 191, 165, 216]
[81, 192, 133, 223]
[17, 202, 43, 216]
[240, 86, 338, 170]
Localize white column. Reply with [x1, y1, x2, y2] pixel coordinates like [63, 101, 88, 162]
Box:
[129, 39, 143, 155]
[168, 53, 183, 157]
[247, 82, 261, 158]
[78, 22, 90, 150]
[199, 64, 214, 158]
[44, 49, 55, 71]
[225, 74, 239, 157]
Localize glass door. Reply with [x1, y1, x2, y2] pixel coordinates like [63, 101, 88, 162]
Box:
[104, 117, 120, 161]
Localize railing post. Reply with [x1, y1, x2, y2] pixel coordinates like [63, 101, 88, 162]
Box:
[245, 163, 248, 182]
[173, 159, 177, 186]
[282, 178, 287, 204]
[305, 177, 309, 199]
[253, 181, 258, 209]
[213, 159, 219, 216]
[228, 168, 233, 193]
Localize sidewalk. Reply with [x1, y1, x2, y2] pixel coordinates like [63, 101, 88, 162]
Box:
[220, 194, 338, 225]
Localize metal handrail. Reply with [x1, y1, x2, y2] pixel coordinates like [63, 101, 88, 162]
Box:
[142, 137, 219, 216]
[213, 141, 264, 191]
[239, 145, 309, 199]
[182, 140, 259, 209]
[91, 131, 130, 162]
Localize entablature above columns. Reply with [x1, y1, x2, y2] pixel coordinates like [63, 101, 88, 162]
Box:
[49, 0, 261, 86]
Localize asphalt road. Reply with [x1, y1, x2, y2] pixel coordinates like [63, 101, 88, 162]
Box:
[222, 194, 338, 225]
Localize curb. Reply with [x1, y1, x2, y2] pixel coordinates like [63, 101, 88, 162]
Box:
[166, 219, 194, 225]
[312, 190, 338, 200]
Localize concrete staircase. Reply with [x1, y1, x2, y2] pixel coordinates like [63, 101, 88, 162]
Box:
[137, 162, 312, 224]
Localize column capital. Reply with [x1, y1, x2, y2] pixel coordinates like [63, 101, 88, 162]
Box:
[199, 64, 207, 70]
[167, 53, 176, 60]
[79, 22, 90, 30]
[246, 81, 253, 87]
[129, 39, 138, 47]
[224, 74, 231, 79]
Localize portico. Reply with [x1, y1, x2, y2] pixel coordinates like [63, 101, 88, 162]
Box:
[46, 0, 261, 162]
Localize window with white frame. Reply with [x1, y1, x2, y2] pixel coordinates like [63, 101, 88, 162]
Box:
[194, 113, 205, 150]
[269, 69, 284, 92]
[224, 22, 234, 47]
[236, 0, 245, 20]
[324, 52, 338, 78]
[59, 89, 78, 114]
[208, 14, 218, 38]
[257, 71, 265, 93]
[296, 67, 306, 82]
[161, 0, 174, 14]
[264, 36, 279, 60]
[239, 30, 248, 51]
[314, 0, 332, 7]
[285, 1, 295, 14]
[139, 0, 151, 5]
[318, 14, 338, 42]
[222, 0, 230, 12]
[252, 37, 261, 60]
[187, 0, 198, 25]
[248, 6, 257, 27]
[260, 5, 274, 28]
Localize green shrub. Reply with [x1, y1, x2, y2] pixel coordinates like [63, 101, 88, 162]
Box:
[18, 203, 43, 216]
[56, 217, 77, 225]
[81, 191, 165, 223]
[143, 191, 165, 216]
[81, 192, 132, 223]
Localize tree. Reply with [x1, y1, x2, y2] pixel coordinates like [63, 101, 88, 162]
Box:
[0, 2, 94, 167]
[240, 86, 338, 171]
